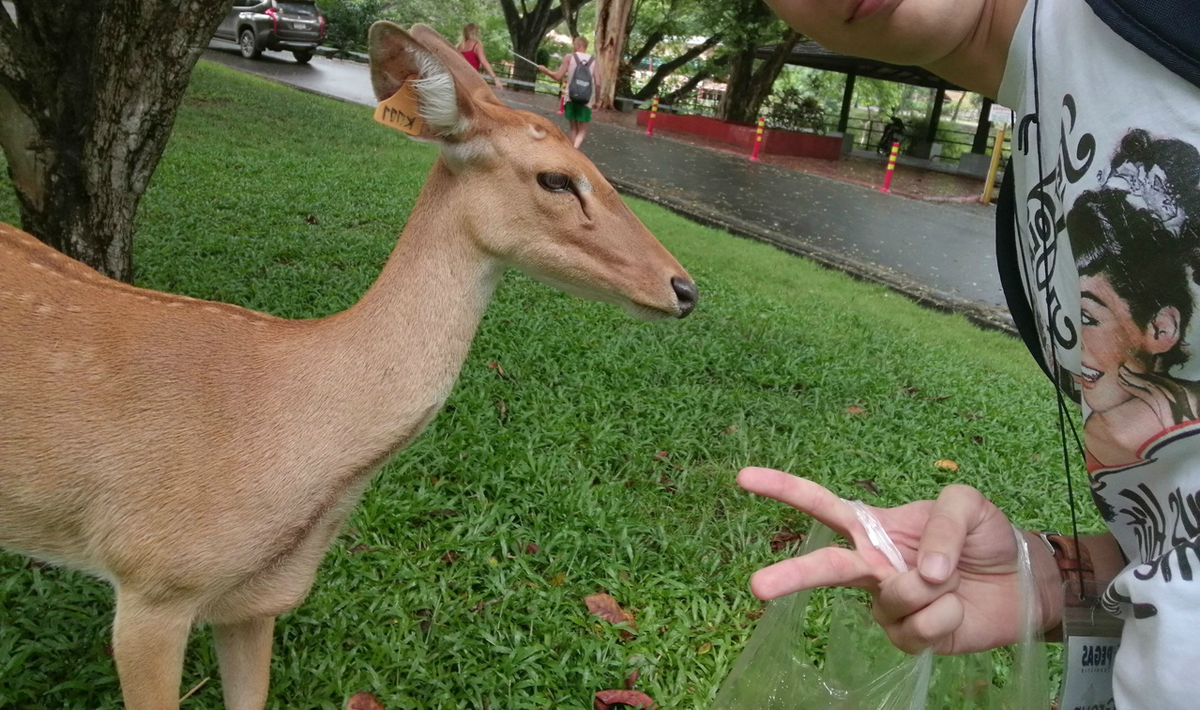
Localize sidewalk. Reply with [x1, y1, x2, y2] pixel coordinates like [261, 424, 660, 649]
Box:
[202, 46, 1013, 334]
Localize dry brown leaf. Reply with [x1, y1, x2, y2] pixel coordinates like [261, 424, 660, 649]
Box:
[697, 642, 712, 655]
[594, 689, 658, 709]
[524, 542, 540, 555]
[625, 669, 640, 689]
[934, 459, 960, 472]
[722, 424, 739, 435]
[768, 530, 804, 552]
[846, 405, 868, 416]
[486, 360, 507, 377]
[347, 692, 386, 710]
[853, 479, 881, 495]
[585, 593, 635, 626]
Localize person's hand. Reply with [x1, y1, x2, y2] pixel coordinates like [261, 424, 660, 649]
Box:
[494, 78, 505, 90]
[1119, 365, 1200, 426]
[737, 467, 1061, 655]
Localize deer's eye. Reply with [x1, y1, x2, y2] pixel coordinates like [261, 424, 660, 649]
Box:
[537, 172, 572, 193]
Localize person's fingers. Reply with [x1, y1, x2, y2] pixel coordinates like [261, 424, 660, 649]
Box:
[872, 568, 960, 628]
[749, 545, 881, 600]
[885, 591, 965, 655]
[737, 467, 863, 538]
[915, 484, 988, 584]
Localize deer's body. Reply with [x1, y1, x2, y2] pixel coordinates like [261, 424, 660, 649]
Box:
[0, 22, 695, 710]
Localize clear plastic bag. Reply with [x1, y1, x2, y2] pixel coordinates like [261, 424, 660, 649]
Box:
[712, 502, 1050, 709]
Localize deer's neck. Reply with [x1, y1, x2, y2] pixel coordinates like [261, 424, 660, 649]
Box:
[280, 161, 501, 477]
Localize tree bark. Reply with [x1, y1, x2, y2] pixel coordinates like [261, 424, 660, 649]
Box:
[0, 0, 233, 282]
[717, 30, 799, 124]
[592, 0, 634, 110]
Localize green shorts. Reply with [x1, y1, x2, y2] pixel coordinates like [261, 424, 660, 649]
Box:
[564, 101, 592, 123]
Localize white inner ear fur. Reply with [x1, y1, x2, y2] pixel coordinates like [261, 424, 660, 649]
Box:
[410, 48, 469, 138]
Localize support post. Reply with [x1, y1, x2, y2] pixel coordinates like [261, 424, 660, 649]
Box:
[837, 71, 857, 134]
[645, 96, 659, 136]
[981, 125, 1007, 204]
[749, 115, 765, 161]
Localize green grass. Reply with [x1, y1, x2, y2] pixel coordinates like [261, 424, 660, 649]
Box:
[0, 62, 1092, 709]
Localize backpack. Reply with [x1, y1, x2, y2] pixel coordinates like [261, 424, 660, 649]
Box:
[997, 0, 1200, 381]
[567, 52, 594, 104]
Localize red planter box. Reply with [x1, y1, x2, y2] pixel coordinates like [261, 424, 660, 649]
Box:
[637, 109, 841, 160]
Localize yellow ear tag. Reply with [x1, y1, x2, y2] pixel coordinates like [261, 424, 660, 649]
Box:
[373, 81, 425, 136]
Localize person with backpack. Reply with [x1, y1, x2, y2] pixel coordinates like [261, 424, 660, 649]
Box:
[537, 36, 600, 148]
[739, 0, 1200, 707]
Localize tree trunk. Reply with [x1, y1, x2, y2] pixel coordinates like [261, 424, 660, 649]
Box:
[717, 30, 799, 124]
[0, 0, 232, 282]
[499, 0, 592, 91]
[593, 0, 634, 110]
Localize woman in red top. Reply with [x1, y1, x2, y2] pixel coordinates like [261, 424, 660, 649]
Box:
[457, 23, 504, 90]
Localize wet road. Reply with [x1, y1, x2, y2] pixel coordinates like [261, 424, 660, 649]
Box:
[203, 43, 1009, 327]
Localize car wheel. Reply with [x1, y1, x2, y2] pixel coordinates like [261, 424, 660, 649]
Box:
[239, 29, 262, 59]
[293, 50, 313, 64]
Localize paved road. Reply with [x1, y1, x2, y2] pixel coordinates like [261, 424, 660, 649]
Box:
[203, 43, 1010, 330]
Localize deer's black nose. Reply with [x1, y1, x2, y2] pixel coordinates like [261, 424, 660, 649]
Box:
[671, 277, 698, 318]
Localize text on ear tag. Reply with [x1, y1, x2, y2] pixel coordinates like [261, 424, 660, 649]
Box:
[374, 81, 425, 136]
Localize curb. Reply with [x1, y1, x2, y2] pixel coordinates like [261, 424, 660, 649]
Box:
[607, 176, 1018, 338]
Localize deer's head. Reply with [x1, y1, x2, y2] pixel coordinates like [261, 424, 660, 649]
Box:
[368, 22, 697, 319]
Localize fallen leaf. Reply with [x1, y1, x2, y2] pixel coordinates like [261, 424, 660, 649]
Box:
[653, 450, 670, 460]
[853, 479, 881, 495]
[768, 530, 804, 552]
[625, 669, 639, 689]
[495, 399, 508, 419]
[934, 459, 960, 472]
[549, 572, 567, 587]
[697, 642, 712, 655]
[594, 689, 658, 709]
[486, 360, 507, 377]
[722, 425, 739, 435]
[846, 405, 868, 416]
[524, 542, 540, 555]
[347, 692, 385, 710]
[585, 593, 636, 626]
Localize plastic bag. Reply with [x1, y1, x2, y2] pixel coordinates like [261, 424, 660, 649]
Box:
[711, 501, 1050, 709]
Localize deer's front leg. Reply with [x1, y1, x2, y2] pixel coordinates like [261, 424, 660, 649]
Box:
[112, 594, 193, 710]
[214, 615, 275, 710]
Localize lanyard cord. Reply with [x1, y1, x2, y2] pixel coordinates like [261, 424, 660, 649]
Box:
[1029, 0, 1088, 597]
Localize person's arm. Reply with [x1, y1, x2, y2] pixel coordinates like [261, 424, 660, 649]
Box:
[538, 55, 571, 83]
[475, 41, 504, 90]
[761, 0, 1028, 98]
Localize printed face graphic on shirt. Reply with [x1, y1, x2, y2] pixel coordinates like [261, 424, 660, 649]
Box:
[1065, 133, 1200, 472]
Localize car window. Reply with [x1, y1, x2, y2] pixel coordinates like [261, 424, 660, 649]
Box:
[276, 1, 318, 16]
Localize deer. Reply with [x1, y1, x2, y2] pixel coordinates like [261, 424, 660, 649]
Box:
[0, 21, 697, 710]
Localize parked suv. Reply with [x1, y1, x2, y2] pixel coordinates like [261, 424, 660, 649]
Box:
[214, 0, 325, 64]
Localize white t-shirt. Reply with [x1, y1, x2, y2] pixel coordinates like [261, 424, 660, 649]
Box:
[998, 1, 1200, 707]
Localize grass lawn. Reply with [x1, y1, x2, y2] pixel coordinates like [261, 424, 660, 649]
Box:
[0, 62, 1093, 709]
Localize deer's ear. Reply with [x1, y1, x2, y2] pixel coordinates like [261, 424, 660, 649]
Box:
[368, 22, 483, 142]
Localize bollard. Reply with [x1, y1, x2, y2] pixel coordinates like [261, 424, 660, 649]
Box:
[879, 141, 900, 193]
[645, 96, 660, 136]
[749, 115, 766, 161]
[558, 80, 566, 115]
[980, 125, 1007, 204]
